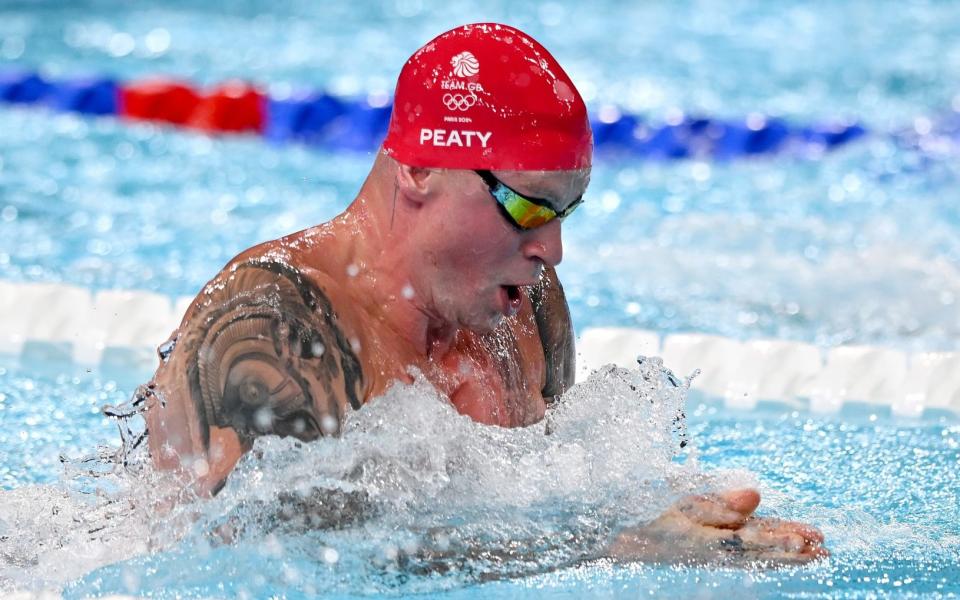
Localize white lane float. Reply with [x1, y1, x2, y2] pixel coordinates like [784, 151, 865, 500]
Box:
[0, 281, 957, 416]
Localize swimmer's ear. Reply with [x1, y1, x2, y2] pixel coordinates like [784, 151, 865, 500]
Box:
[395, 163, 435, 205]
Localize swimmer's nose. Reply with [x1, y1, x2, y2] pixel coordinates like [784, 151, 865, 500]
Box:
[521, 218, 563, 267]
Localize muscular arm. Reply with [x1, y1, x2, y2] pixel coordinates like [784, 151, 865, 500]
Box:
[529, 266, 575, 403]
[144, 256, 364, 495]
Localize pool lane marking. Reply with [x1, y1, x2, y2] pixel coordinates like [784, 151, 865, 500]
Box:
[0, 281, 957, 416]
[0, 70, 870, 159]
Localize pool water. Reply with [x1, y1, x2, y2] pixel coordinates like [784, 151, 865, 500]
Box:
[1, 1, 960, 351]
[1, 357, 957, 597]
[2, 0, 960, 597]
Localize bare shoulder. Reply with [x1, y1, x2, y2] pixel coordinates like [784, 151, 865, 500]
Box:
[527, 266, 575, 400]
[145, 240, 366, 482]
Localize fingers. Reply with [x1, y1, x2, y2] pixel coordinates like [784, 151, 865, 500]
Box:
[738, 517, 829, 562]
[743, 516, 826, 545]
[718, 488, 761, 516]
[675, 495, 748, 528]
[674, 488, 760, 529]
[779, 519, 825, 545]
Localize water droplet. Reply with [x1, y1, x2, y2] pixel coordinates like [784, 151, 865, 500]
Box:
[108, 32, 136, 57]
[321, 415, 338, 435]
[310, 340, 326, 357]
[382, 543, 399, 561]
[600, 190, 621, 212]
[144, 28, 171, 54]
[346, 264, 360, 277]
[664, 107, 685, 126]
[254, 407, 274, 429]
[157, 336, 177, 362]
[401, 284, 415, 299]
[597, 105, 621, 124]
[691, 162, 711, 182]
[192, 458, 209, 477]
[745, 113, 767, 131]
[322, 547, 340, 564]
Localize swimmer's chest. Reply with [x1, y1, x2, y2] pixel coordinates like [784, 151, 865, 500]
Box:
[364, 316, 547, 428]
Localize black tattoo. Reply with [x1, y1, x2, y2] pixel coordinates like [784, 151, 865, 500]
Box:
[719, 534, 745, 553]
[176, 259, 364, 448]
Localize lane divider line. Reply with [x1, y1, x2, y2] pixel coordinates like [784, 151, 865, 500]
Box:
[1, 282, 956, 415]
[577, 326, 958, 416]
[0, 69, 870, 159]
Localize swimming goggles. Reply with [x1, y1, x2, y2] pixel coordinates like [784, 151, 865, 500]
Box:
[475, 170, 583, 230]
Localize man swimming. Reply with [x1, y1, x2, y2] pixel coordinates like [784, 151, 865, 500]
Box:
[142, 23, 827, 565]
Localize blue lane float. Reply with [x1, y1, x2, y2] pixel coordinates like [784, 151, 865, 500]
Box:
[47, 77, 119, 115]
[265, 93, 392, 151]
[0, 67, 874, 160]
[265, 92, 348, 144]
[590, 113, 868, 159]
[0, 70, 53, 104]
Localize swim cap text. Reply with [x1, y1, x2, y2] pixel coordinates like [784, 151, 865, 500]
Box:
[440, 80, 485, 92]
[419, 128, 492, 148]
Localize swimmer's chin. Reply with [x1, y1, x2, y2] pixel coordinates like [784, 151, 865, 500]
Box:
[451, 308, 507, 334]
[473, 313, 507, 333]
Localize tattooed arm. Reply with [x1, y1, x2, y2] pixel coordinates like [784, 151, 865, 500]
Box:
[529, 265, 576, 404]
[144, 256, 365, 496]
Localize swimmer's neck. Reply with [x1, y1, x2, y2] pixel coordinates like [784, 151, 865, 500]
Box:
[340, 179, 459, 359]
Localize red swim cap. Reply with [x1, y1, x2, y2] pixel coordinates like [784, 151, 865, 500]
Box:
[382, 23, 592, 171]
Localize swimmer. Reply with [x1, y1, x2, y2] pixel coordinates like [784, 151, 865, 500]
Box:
[142, 23, 827, 565]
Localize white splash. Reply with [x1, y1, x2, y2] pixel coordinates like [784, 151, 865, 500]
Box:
[0, 359, 740, 594]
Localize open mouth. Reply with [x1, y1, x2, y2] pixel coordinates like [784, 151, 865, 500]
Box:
[500, 284, 524, 317]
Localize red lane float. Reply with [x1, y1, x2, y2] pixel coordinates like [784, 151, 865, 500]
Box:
[189, 81, 264, 133]
[118, 78, 264, 133]
[119, 79, 200, 125]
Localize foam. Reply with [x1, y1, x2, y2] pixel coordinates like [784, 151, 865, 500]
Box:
[1, 361, 726, 594]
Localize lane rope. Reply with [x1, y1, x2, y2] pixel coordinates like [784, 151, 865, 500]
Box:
[0, 69, 874, 159]
[0, 280, 956, 416]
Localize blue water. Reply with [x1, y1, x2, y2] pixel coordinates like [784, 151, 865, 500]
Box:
[3, 1, 960, 350]
[2, 0, 960, 597]
[2, 355, 956, 598]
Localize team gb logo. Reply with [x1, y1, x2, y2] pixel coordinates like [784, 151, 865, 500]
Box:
[451, 51, 480, 77]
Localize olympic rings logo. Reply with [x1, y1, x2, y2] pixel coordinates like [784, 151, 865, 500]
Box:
[442, 92, 477, 111]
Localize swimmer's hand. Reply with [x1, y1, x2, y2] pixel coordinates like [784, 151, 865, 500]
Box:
[607, 488, 828, 566]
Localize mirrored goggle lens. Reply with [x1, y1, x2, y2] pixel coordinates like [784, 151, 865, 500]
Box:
[495, 188, 557, 229]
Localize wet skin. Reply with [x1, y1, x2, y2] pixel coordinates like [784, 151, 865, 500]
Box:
[143, 154, 827, 566]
